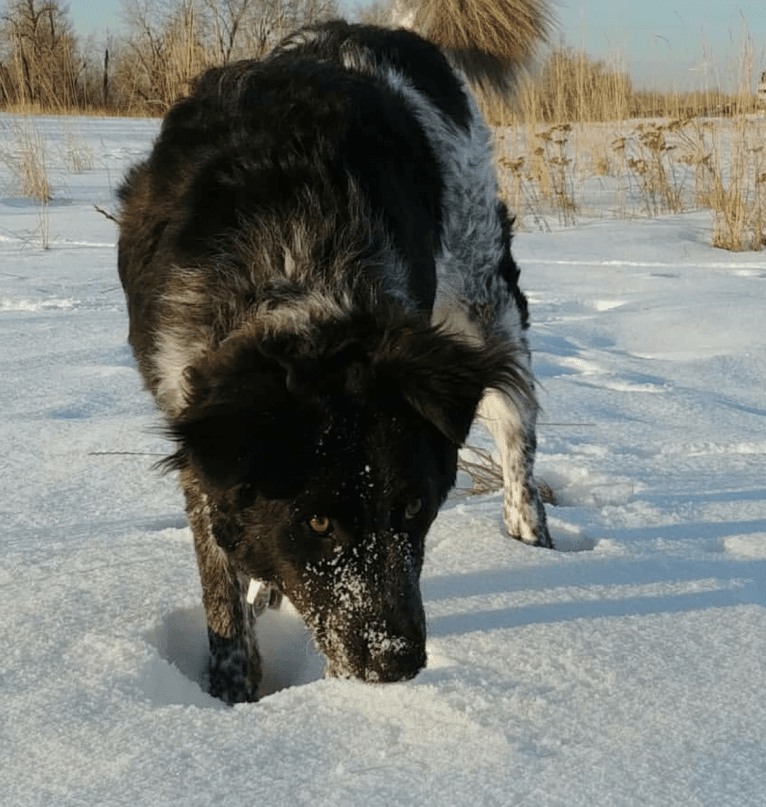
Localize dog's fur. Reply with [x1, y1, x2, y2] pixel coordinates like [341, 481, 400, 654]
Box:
[117, 0, 552, 703]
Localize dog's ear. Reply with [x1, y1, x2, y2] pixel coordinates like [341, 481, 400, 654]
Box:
[180, 338, 293, 413]
[163, 402, 319, 498]
[374, 326, 532, 445]
[159, 340, 319, 496]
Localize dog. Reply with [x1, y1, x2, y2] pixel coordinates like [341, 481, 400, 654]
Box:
[117, 0, 553, 703]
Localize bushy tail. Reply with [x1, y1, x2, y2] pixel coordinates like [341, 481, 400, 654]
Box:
[393, 0, 551, 94]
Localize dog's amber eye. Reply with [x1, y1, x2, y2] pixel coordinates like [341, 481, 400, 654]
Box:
[404, 498, 422, 520]
[308, 515, 332, 535]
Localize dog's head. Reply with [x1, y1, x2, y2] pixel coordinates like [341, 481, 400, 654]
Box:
[166, 316, 527, 683]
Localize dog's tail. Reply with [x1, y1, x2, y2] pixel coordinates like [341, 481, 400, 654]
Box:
[393, 0, 551, 94]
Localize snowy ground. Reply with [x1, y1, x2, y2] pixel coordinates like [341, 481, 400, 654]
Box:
[1, 114, 765, 806]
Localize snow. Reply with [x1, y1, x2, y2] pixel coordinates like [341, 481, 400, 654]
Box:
[1, 112, 765, 805]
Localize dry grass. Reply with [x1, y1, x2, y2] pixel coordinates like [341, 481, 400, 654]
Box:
[486, 46, 760, 129]
[708, 118, 766, 251]
[0, 121, 52, 203]
[62, 125, 95, 173]
[457, 445, 556, 504]
[1, 3, 763, 251]
[486, 31, 766, 250]
[0, 118, 52, 249]
[0, 0, 757, 123]
[18, 127, 51, 203]
[616, 121, 686, 217]
[456, 446, 505, 496]
[495, 113, 766, 251]
[533, 123, 577, 225]
[0, 101, 151, 117]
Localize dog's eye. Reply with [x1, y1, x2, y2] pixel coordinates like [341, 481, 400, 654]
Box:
[308, 515, 332, 535]
[404, 498, 422, 520]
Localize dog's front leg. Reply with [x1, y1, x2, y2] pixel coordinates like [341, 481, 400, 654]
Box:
[182, 474, 262, 703]
[477, 386, 552, 548]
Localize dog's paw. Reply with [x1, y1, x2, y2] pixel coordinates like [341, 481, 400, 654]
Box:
[207, 629, 260, 704]
[505, 523, 554, 548]
[509, 525, 554, 548]
[503, 489, 553, 548]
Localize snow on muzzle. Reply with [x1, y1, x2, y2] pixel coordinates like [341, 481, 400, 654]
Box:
[294, 534, 427, 683]
[321, 595, 427, 683]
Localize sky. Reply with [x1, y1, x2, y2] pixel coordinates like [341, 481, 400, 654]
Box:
[67, 0, 766, 91]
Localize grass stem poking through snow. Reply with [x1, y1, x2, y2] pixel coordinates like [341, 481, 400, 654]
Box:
[457, 445, 556, 503]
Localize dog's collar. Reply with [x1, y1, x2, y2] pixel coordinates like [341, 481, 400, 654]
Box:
[246, 578, 268, 607]
[245, 578, 282, 613]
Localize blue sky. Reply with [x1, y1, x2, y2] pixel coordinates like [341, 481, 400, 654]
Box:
[69, 0, 766, 90]
[553, 0, 766, 90]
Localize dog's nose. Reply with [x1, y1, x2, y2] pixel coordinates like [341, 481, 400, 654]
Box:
[365, 606, 427, 683]
[393, 605, 426, 646]
[367, 640, 427, 683]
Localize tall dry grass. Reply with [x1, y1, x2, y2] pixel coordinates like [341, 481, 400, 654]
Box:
[494, 114, 766, 250]
[707, 118, 766, 251]
[485, 36, 766, 251]
[2, 2, 764, 250]
[0, 120, 51, 202]
[0, 119, 52, 248]
[484, 44, 762, 127]
[512, 48, 632, 124]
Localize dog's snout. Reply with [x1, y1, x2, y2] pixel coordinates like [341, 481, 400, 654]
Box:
[391, 600, 426, 645]
[364, 600, 427, 683]
[366, 638, 427, 683]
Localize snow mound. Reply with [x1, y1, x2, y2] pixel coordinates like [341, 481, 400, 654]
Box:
[722, 533, 766, 559]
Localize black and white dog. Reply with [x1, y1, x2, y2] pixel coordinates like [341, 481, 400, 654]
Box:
[118, 0, 552, 703]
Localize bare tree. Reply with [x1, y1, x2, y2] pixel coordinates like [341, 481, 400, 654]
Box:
[116, 0, 338, 112]
[201, 0, 339, 63]
[200, 0, 252, 64]
[0, 0, 339, 112]
[0, 0, 81, 107]
[117, 0, 210, 111]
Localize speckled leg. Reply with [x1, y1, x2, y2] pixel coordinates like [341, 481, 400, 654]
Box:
[182, 471, 262, 703]
[477, 382, 552, 548]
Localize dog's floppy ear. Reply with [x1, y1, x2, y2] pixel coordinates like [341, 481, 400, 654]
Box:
[164, 401, 319, 498]
[374, 325, 532, 445]
[159, 340, 319, 496]
[180, 337, 293, 413]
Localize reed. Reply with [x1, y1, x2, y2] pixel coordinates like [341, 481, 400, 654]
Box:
[708, 118, 766, 251]
[0, 120, 51, 203]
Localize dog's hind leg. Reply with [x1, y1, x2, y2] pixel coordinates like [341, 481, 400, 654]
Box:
[433, 294, 551, 548]
[182, 473, 263, 703]
[433, 199, 552, 548]
[473, 219, 553, 549]
[476, 371, 552, 548]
